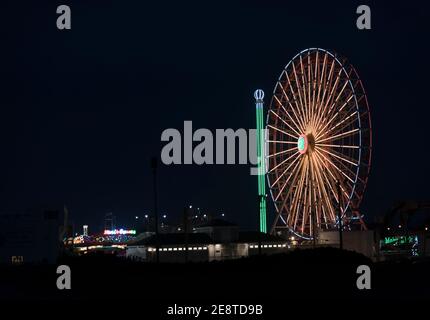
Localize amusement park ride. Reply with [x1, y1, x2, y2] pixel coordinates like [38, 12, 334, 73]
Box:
[256, 48, 372, 240]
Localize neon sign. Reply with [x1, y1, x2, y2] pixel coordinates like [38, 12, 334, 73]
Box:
[103, 229, 136, 235]
[383, 236, 416, 246]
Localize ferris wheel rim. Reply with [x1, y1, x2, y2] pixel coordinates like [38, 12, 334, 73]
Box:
[266, 48, 372, 239]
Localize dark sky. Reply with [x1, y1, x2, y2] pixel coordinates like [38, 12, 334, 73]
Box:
[1, 1, 429, 231]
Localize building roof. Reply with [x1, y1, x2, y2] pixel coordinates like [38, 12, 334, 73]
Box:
[196, 219, 238, 228]
[130, 232, 213, 246]
[236, 231, 285, 243]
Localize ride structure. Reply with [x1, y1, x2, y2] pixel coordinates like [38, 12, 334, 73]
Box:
[265, 48, 372, 239]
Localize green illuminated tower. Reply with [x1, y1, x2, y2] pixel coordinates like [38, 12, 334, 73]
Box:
[254, 89, 267, 233]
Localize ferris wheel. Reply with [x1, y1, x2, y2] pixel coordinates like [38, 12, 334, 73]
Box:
[266, 48, 372, 239]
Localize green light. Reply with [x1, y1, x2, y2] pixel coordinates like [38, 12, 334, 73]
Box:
[383, 236, 415, 246]
[256, 100, 267, 234]
[298, 136, 305, 152]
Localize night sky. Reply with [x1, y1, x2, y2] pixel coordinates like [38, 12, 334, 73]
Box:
[1, 1, 429, 231]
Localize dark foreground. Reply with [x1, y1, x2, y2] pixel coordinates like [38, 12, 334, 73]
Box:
[1, 248, 429, 316]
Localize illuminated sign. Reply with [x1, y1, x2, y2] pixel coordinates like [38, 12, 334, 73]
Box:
[383, 236, 417, 246]
[103, 229, 136, 235]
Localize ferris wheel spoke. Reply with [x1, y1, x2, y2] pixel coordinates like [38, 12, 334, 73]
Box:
[291, 63, 308, 125]
[314, 149, 355, 185]
[278, 81, 307, 131]
[303, 158, 312, 234]
[309, 156, 326, 227]
[316, 128, 359, 144]
[325, 78, 350, 117]
[315, 145, 358, 167]
[285, 157, 306, 226]
[269, 110, 301, 137]
[314, 149, 354, 187]
[268, 140, 297, 145]
[298, 158, 308, 232]
[267, 124, 298, 140]
[314, 53, 328, 124]
[310, 52, 318, 129]
[311, 156, 337, 221]
[268, 150, 300, 176]
[273, 94, 304, 133]
[315, 68, 343, 134]
[315, 60, 336, 129]
[317, 88, 353, 137]
[316, 67, 344, 134]
[281, 162, 304, 229]
[281, 78, 306, 131]
[310, 158, 338, 221]
[269, 153, 301, 186]
[307, 157, 317, 233]
[320, 154, 354, 205]
[325, 149, 366, 186]
[274, 156, 304, 202]
[315, 96, 356, 140]
[316, 105, 356, 141]
[319, 60, 335, 112]
[291, 158, 308, 230]
[267, 147, 297, 159]
[316, 53, 328, 104]
[311, 53, 326, 129]
[320, 108, 369, 143]
[315, 143, 359, 149]
[307, 52, 315, 129]
[320, 146, 361, 171]
[299, 54, 311, 125]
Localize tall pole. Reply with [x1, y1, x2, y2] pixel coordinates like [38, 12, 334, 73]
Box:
[337, 180, 343, 250]
[151, 157, 160, 263]
[183, 207, 189, 263]
[254, 89, 267, 234]
[258, 196, 262, 256]
[310, 164, 316, 248]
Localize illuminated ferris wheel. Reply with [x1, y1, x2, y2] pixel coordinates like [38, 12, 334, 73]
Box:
[266, 48, 372, 239]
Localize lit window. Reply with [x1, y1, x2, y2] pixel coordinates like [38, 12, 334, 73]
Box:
[11, 256, 24, 264]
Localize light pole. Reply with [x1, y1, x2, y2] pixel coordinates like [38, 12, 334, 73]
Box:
[337, 180, 343, 250]
[151, 157, 160, 263]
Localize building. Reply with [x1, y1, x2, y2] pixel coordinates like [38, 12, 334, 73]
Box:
[0, 209, 60, 264]
[126, 219, 289, 263]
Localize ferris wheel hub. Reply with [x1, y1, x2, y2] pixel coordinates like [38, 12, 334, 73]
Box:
[297, 133, 314, 155]
[297, 134, 308, 154]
